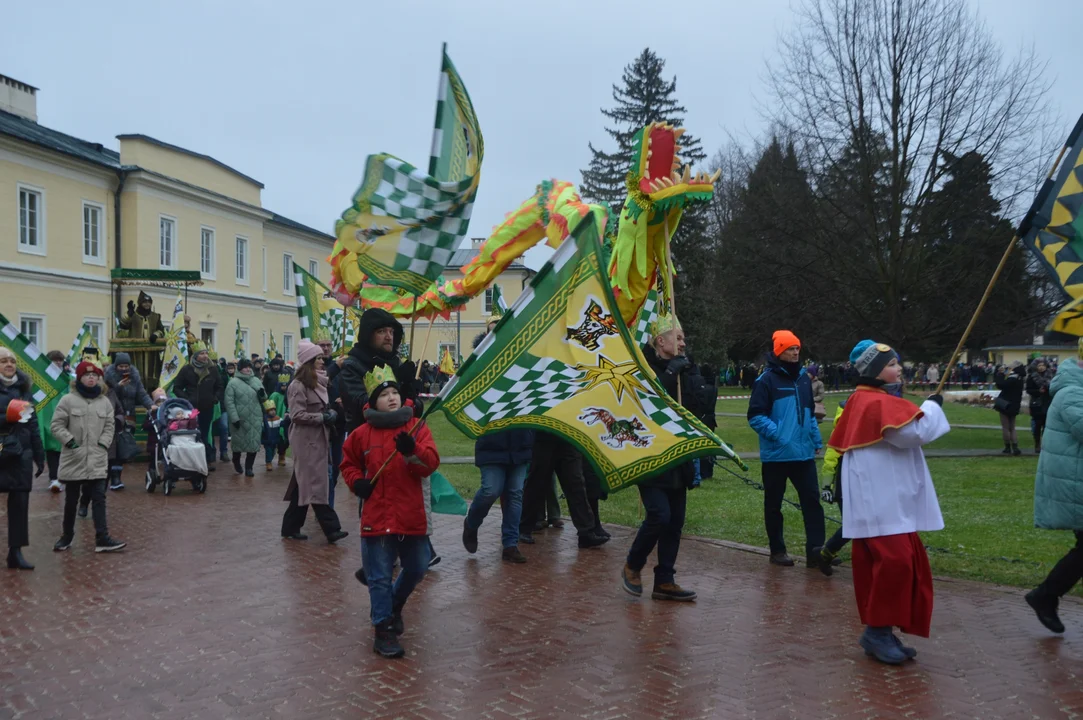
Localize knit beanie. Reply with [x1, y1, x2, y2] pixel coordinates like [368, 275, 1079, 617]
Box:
[850, 339, 895, 379]
[297, 339, 322, 366]
[237, 358, 253, 371]
[114, 352, 132, 366]
[76, 361, 104, 380]
[772, 330, 801, 357]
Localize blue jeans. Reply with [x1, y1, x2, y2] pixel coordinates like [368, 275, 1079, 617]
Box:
[215, 411, 229, 458]
[626, 485, 687, 585]
[361, 535, 430, 626]
[466, 463, 528, 548]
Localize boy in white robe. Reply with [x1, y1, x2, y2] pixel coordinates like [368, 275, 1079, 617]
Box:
[827, 340, 950, 665]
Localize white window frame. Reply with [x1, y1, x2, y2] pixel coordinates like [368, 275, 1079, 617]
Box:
[17, 183, 46, 256]
[437, 342, 457, 366]
[159, 215, 178, 269]
[83, 317, 106, 350]
[81, 200, 105, 265]
[199, 323, 217, 354]
[19, 313, 45, 349]
[235, 236, 249, 285]
[282, 333, 295, 363]
[483, 286, 497, 315]
[308, 259, 319, 280]
[200, 226, 216, 279]
[282, 253, 294, 295]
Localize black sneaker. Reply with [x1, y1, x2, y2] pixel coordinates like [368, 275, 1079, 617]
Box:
[109, 480, 125, 491]
[326, 530, 348, 544]
[502, 546, 527, 563]
[428, 552, 441, 568]
[53, 535, 73, 552]
[373, 621, 405, 658]
[282, 533, 308, 541]
[1025, 589, 1065, 634]
[578, 530, 609, 549]
[462, 518, 478, 554]
[95, 535, 127, 553]
[77, 505, 88, 518]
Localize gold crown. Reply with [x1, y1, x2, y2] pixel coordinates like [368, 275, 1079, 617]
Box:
[311, 324, 332, 343]
[648, 312, 681, 339]
[363, 364, 398, 397]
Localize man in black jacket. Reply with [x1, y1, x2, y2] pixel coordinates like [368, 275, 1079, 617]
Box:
[338, 309, 418, 432]
[621, 317, 707, 602]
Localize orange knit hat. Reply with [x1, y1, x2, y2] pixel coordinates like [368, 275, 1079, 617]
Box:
[772, 330, 801, 357]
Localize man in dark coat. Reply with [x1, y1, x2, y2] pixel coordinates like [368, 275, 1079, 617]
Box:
[339, 309, 418, 433]
[117, 291, 166, 387]
[0, 355, 45, 570]
[621, 317, 710, 602]
[262, 355, 294, 397]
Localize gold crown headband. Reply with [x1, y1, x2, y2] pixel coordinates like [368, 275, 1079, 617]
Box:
[363, 365, 397, 397]
[648, 312, 681, 339]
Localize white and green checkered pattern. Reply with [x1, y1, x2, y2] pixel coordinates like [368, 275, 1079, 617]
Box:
[637, 391, 702, 440]
[461, 355, 584, 423]
[0, 313, 67, 411]
[633, 291, 659, 347]
[320, 307, 356, 353]
[66, 324, 93, 367]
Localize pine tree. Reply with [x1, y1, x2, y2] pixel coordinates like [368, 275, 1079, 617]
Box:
[580, 48, 705, 209]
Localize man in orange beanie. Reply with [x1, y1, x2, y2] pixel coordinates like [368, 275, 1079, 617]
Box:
[747, 330, 826, 568]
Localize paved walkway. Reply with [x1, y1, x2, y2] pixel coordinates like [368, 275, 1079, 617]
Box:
[2, 463, 1080, 720]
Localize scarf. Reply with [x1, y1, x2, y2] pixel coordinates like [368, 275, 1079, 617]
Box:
[191, 357, 210, 381]
[313, 369, 329, 404]
[76, 383, 102, 399]
[0, 373, 18, 388]
[363, 405, 413, 429]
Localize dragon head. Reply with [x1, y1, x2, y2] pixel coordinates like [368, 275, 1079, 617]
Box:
[628, 122, 718, 212]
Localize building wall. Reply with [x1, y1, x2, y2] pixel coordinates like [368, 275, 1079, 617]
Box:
[118, 137, 262, 206]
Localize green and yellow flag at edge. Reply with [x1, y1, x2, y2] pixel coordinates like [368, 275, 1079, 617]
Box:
[439, 347, 456, 376]
[158, 291, 187, 392]
[1020, 113, 1083, 336]
[426, 215, 744, 494]
[65, 324, 100, 368]
[267, 330, 277, 360]
[0, 312, 68, 412]
[234, 319, 244, 361]
[294, 263, 359, 352]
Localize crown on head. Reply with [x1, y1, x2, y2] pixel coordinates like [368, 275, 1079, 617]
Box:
[311, 324, 332, 343]
[648, 312, 681, 339]
[363, 364, 398, 398]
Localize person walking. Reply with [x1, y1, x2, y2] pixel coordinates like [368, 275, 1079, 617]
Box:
[280, 340, 348, 544]
[173, 343, 224, 471]
[462, 422, 533, 564]
[519, 434, 606, 548]
[224, 358, 266, 477]
[215, 361, 236, 463]
[994, 364, 1026, 456]
[50, 361, 126, 554]
[747, 330, 826, 568]
[1026, 359, 1053, 454]
[0, 347, 44, 570]
[621, 316, 709, 601]
[1025, 356, 1083, 634]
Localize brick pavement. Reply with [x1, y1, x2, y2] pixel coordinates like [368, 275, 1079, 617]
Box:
[2, 462, 1081, 720]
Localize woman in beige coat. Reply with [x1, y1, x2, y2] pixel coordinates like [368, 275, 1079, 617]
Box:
[280, 340, 347, 544]
[50, 362, 126, 553]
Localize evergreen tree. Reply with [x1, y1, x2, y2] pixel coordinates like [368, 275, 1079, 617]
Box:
[580, 48, 705, 209]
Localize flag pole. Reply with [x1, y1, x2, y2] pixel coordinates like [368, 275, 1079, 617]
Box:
[408, 296, 419, 362]
[934, 139, 1075, 396]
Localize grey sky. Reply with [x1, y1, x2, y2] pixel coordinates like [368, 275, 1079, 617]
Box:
[3, 0, 1080, 270]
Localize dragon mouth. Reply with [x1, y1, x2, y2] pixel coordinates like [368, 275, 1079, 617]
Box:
[638, 122, 719, 195]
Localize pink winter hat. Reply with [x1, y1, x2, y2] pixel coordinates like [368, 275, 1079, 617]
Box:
[297, 339, 323, 366]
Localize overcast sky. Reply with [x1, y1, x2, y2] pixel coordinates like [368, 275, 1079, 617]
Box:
[3, 1, 1080, 270]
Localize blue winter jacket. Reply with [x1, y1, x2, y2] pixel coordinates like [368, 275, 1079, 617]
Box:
[1034, 359, 1083, 531]
[747, 357, 823, 463]
[475, 428, 534, 468]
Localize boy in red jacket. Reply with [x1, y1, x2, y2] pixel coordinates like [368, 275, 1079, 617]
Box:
[341, 365, 439, 659]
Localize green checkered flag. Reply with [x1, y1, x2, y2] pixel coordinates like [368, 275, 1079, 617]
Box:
[633, 290, 659, 348]
[65, 323, 98, 367]
[0, 312, 69, 411]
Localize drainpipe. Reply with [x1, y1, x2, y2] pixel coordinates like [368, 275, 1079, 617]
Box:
[113, 169, 128, 320]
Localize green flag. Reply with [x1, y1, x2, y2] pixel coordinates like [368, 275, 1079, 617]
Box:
[427, 216, 744, 494]
[234, 319, 244, 361]
[294, 263, 359, 352]
[0, 312, 69, 411]
[65, 323, 99, 367]
[267, 330, 277, 360]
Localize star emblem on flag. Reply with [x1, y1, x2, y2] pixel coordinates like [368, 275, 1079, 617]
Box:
[572, 355, 651, 411]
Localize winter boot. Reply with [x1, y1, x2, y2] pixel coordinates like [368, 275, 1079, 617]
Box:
[501, 546, 527, 563]
[373, 620, 405, 658]
[859, 626, 907, 665]
[7, 547, 34, 570]
[651, 582, 697, 602]
[817, 547, 837, 576]
[1025, 589, 1065, 634]
[1002, 444, 1012, 455]
[1012, 443, 1022, 456]
[892, 632, 918, 659]
[390, 603, 406, 635]
[462, 518, 478, 554]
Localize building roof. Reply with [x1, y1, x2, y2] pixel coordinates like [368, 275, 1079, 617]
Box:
[0, 108, 119, 168]
[115, 133, 264, 189]
[268, 213, 335, 241]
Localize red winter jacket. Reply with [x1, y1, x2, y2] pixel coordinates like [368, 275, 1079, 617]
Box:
[340, 400, 440, 537]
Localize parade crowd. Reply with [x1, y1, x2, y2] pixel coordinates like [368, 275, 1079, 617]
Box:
[1, 308, 1080, 664]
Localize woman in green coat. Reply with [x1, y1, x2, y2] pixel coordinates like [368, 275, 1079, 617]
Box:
[223, 359, 267, 477]
[1025, 357, 1083, 634]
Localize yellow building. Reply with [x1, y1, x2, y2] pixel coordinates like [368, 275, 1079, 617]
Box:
[0, 73, 529, 375]
[983, 345, 1078, 367]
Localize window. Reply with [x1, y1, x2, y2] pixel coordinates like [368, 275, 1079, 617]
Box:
[235, 237, 249, 283]
[200, 327, 216, 353]
[282, 334, 294, 363]
[19, 315, 43, 348]
[18, 185, 44, 253]
[483, 287, 495, 314]
[159, 216, 177, 269]
[82, 202, 104, 264]
[83, 319, 105, 349]
[308, 259, 319, 279]
[200, 227, 215, 277]
[283, 253, 294, 294]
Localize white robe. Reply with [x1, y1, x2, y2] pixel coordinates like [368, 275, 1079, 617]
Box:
[840, 400, 950, 539]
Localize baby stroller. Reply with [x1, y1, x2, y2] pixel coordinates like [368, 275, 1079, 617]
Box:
[145, 398, 208, 496]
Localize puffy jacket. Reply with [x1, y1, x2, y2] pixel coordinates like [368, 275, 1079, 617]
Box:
[1034, 360, 1083, 531]
[224, 373, 266, 454]
[994, 369, 1025, 417]
[475, 429, 534, 467]
[103, 363, 152, 416]
[747, 356, 823, 463]
[0, 371, 44, 493]
[51, 388, 116, 481]
[340, 400, 440, 536]
[173, 362, 224, 414]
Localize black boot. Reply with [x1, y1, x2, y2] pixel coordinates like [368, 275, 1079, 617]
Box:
[390, 602, 405, 635]
[1012, 443, 1022, 456]
[373, 620, 405, 658]
[7, 547, 34, 570]
[1002, 444, 1012, 455]
[1025, 589, 1065, 634]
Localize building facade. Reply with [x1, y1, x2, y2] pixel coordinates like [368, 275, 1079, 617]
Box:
[0, 73, 528, 373]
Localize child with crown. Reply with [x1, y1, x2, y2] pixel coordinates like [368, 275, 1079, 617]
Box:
[340, 363, 439, 659]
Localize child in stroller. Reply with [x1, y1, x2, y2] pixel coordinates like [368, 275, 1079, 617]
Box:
[145, 397, 209, 496]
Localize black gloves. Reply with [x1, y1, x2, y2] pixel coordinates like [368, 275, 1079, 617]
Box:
[65, 439, 78, 449]
[35, 459, 45, 478]
[820, 485, 835, 504]
[149, 333, 159, 343]
[232, 421, 241, 431]
[397, 361, 417, 384]
[927, 394, 943, 407]
[413, 398, 424, 418]
[322, 409, 338, 426]
[665, 357, 692, 375]
[351, 478, 375, 500]
[394, 431, 416, 456]
[126, 300, 135, 316]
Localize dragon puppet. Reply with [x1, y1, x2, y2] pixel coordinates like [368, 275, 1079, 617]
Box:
[328, 122, 718, 330]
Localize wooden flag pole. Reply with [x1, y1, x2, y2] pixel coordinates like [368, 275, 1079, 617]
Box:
[934, 140, 1074, 396]
[408, 296, 419, 363]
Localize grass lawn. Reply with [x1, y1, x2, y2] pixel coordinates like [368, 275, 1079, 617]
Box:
[430, 418, 1074, 593]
